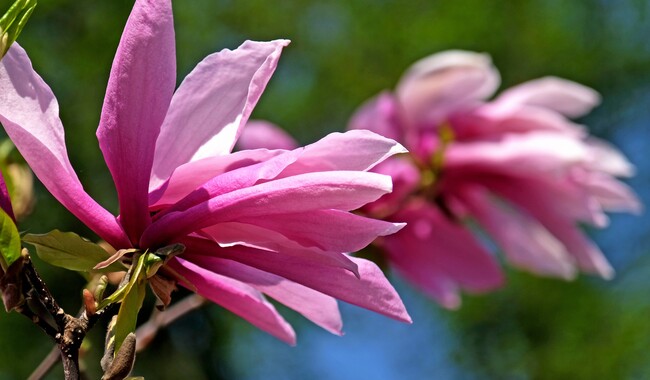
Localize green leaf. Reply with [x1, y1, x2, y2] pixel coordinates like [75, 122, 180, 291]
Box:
[0, 0, 37, 57]
[23, 230, 126, 273]
[0, 207, 20, 272]
[112, 252, 149, 353]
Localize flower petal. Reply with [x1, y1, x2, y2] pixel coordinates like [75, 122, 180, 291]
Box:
[96, 0, 176, 243]
[234, 210, 404, 253]
[0, 45, 128, 247]
[382, 200, 504, 306]
[237, 120, 299, 150]
[460, 186, 577, 279]
[169, 257, 296, 345]
[348, 92, 403, 142]
[200, 222, 359, 275]
[185, 255, 343, 335]
[582, 173, 642, 214]
[142, 171, 392, 247]
[494, 77, 600, 118]
[182, 237, 412, 323]
[149, 148, 286, 206]
[396, 50, 500, 126]
[0, 171, 15, 221]
[277, 130, 407, 177]
[151, 40, 289, 186]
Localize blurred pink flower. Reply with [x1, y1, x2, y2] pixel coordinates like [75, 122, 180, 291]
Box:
[0, 0, 411, 343]
[348, 50, 642, 308]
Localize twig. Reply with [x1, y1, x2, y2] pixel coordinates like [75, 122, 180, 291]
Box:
[28, 345, 60, 380]
[135, 294, 205, 352]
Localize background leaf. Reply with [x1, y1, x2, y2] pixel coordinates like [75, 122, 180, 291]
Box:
[23, 230, 125, 273]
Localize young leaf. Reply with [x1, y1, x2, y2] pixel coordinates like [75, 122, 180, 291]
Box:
[0, 207, 20, 272]
[0, 0, 37, 57]
[23, 230, 126, 273]
[112, 252, 149, 353]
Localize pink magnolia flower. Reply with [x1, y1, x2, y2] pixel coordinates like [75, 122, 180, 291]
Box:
[0, 0, 411, 344]
[242, 51, 642, 309]
[348, 50, 642, 308]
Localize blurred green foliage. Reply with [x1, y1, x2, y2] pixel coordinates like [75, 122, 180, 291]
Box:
[0, 0, 649, 379]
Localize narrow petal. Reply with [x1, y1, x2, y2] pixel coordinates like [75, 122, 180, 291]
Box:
[169, 257, 296, 345]
[494, 77, 600, 118]
[182, 237, 412, 323]
[142, 171, 392, 246]
[237, 120, 299, 150]
[444, 132, 591, 178]
[200, 222, 360, 275]
[0, 171, 15, 221]
[277, 130, 407, 178]
[485, 178, 614, 278]
[235, 210, 404, 253]
[585, 138, 636, 177]
[0, 45, 128, 247]
[396, 50, 500, 126]
[580, 173, 642, 214]
[186, 256, 343, 335]
[151, 40, 289, 185]
[149, 148, 286, 206]
[460, 186, 577, 279]
[96, 0, 176, 243]
[383, 200, 504, 302]
[156, 149, 302, 217]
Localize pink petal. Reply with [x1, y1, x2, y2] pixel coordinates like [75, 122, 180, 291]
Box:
[169, 257, 296, 345]
[149, 148, 286, 206]
[494, 77, 600, 118]
[451, 104, 586, 140]
[185, 255, 343, 335]
[444, 132, 591, 178]
[277, 130, 407, 178]
[396, 50, 500, 126]
[141, 171, 392, 246]
[361, 157, 421, 217]
[581, 173, 642, 214]
[382, 200, 504, 306]
[96, 0, 176, 243]
[234, 210, 404, 253]
[459, 186, 577, 279]
[237, 120, 299, 150]
[200, 222, 359, 275]
[585, 138, 636, 177]
[151, 40, 289, 186]
[182, 237, 412, 323]
[347, 92, 403, 142]
[0, 45, 128, 248]
[0, 171, 15, 221]
[484, 178, 614, 278]
[155, 149, 302, 217]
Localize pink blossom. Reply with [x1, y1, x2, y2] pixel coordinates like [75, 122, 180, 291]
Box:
[348, 50, 642, 308]
[0, 0, 411, 344]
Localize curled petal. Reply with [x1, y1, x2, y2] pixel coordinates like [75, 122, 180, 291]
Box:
[277, 130, 407, 178]
[169, 257, 296, 345]
[494, 76, 600, 118]
[396, 50, 500, 126]
[97, 0, 176, 242]
[151, 40, 289, 185]
[0, 45, 128, 247]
